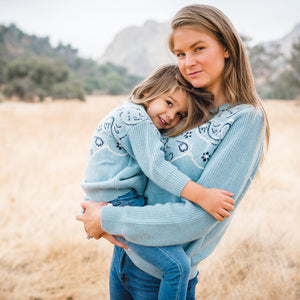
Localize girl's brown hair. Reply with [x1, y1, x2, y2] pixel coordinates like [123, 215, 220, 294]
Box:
[129, 64, 214, 137]
[168, 4, 270, 147]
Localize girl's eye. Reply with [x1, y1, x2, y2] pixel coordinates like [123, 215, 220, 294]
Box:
[166, 100, 172, 106]
[177, 112, 185, 120]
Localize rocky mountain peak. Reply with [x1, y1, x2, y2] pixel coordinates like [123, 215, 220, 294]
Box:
[100, 20, 300, 77]
[99, 20, 175, 77]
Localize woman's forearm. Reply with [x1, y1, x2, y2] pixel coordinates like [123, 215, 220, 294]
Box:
[101, 107, 265, 246]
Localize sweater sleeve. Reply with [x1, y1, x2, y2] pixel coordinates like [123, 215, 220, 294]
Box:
[119, 120, 191, 197]
[101, 108, 266, 246]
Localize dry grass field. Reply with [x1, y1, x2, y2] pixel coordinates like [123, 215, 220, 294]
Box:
[0, 95, 299, 300]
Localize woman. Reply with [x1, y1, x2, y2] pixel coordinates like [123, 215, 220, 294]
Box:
[77, 4, 270, 299]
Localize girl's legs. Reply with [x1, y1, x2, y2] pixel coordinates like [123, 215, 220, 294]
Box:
[110, 245, 160, 300]
[110, 246, 198, 300]
[123, 240, 190, 300]
[110, 191, 190, 299]
[109, 190, 145, 207]
[186, 272, 199, 300]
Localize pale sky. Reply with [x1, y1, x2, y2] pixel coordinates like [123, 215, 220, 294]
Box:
[1, 0, 299, 59]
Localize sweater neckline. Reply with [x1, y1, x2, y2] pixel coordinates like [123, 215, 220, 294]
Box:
[209, 102, 230, 113]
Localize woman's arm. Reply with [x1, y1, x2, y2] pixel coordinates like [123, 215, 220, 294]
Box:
[124, 120, 234, 220]
[101, 107, 266, 246]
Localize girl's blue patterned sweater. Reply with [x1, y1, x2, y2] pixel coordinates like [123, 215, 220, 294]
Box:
[101, 102, 266, 280]
[81, 102, 190, 204]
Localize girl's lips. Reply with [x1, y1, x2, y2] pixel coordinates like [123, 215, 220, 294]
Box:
[159, 117, 167, 126]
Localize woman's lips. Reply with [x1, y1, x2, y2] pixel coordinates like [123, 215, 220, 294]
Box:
[188, 70, 202, 77]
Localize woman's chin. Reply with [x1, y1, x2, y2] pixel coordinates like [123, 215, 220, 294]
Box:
[186, 78, 206, 89]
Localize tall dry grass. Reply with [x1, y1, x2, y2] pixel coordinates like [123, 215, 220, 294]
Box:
[0, 96, 299, 300]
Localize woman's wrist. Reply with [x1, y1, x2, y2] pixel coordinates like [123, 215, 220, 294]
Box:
[101, 204, 122, 235]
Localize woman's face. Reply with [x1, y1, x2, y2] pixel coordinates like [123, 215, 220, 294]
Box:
[172, 27, 229, 95]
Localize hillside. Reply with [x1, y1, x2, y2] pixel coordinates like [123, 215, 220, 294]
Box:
[0, 24, 142, 98]
[263, 22, 300, 57]
[99, 20, 173, 77]
[1, 21, 299, 100]
[99, 20, 300, 77]
[0, 24, 79, 82]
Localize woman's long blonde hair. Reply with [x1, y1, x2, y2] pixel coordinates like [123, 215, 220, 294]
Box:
[169, 4, 270, 147]
[129, 64, 214, 137]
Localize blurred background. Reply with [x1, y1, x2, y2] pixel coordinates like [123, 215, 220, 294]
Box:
[0, 0, 300, 101]
[0, 1, 299, 299]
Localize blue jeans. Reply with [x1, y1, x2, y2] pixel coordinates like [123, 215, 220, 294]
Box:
[109, 246, 198, 300]
[109, 190, 192, 300]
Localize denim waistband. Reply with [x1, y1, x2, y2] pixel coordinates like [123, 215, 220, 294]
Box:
[109, 189, 145, 207]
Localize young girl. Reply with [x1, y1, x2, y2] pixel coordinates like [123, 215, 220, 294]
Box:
[80, 64, 235, 299]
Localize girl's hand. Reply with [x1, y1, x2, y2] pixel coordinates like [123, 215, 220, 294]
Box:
[181, 181, 234, 221]
[199, 189, 235, 221]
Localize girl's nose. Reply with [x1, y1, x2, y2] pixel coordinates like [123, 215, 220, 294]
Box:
[167, 110, 176, 121]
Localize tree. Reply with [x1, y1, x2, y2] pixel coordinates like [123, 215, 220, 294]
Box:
[268, 38, 300, 99]
[288, 38, 300, 82]
[242, 35, 282, 86]
[249, 43, 282, 83]
[3, 56, 85, 101]
[0, 24, 142, 96]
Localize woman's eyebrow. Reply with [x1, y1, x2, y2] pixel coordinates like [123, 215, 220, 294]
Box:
[174, 40, 205, 52]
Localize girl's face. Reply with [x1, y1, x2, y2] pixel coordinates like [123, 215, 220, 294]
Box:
[147, 89, 188, 130]
[172, 27, 229, 95]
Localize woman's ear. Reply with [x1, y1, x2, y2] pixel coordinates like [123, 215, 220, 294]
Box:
[224, 48, 230, 59]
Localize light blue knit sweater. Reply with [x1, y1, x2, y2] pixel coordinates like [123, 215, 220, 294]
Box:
[81, 102, 190, 203]
[101, 102, 266, 279]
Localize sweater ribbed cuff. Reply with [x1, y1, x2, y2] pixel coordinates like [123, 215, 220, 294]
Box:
[163, 173, 190, 197]
[101, 205, 124, 235]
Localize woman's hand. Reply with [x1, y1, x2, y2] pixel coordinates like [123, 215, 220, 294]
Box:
[76, 201, 105, 239]
[76, 201, 128, 249]
[101, 233, 129, 249]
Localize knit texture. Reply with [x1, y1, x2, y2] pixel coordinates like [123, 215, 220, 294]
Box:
[101, 103, 266, 279]
[81, 102, 190, 202]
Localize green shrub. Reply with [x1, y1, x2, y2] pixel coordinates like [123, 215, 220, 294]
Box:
[3, 56, 85, 101]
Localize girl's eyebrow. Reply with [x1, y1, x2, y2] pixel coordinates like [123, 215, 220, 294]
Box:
[174, 40, 205, 52]
[167, 95, 176, 103]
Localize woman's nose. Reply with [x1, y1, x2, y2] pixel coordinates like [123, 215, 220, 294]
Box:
[185, 54, 196, 67]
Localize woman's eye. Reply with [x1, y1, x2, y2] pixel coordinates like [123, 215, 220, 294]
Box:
[176, 52, 185, 58]
[166, 100, 172, 106]
[195, 47, 204, 52]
